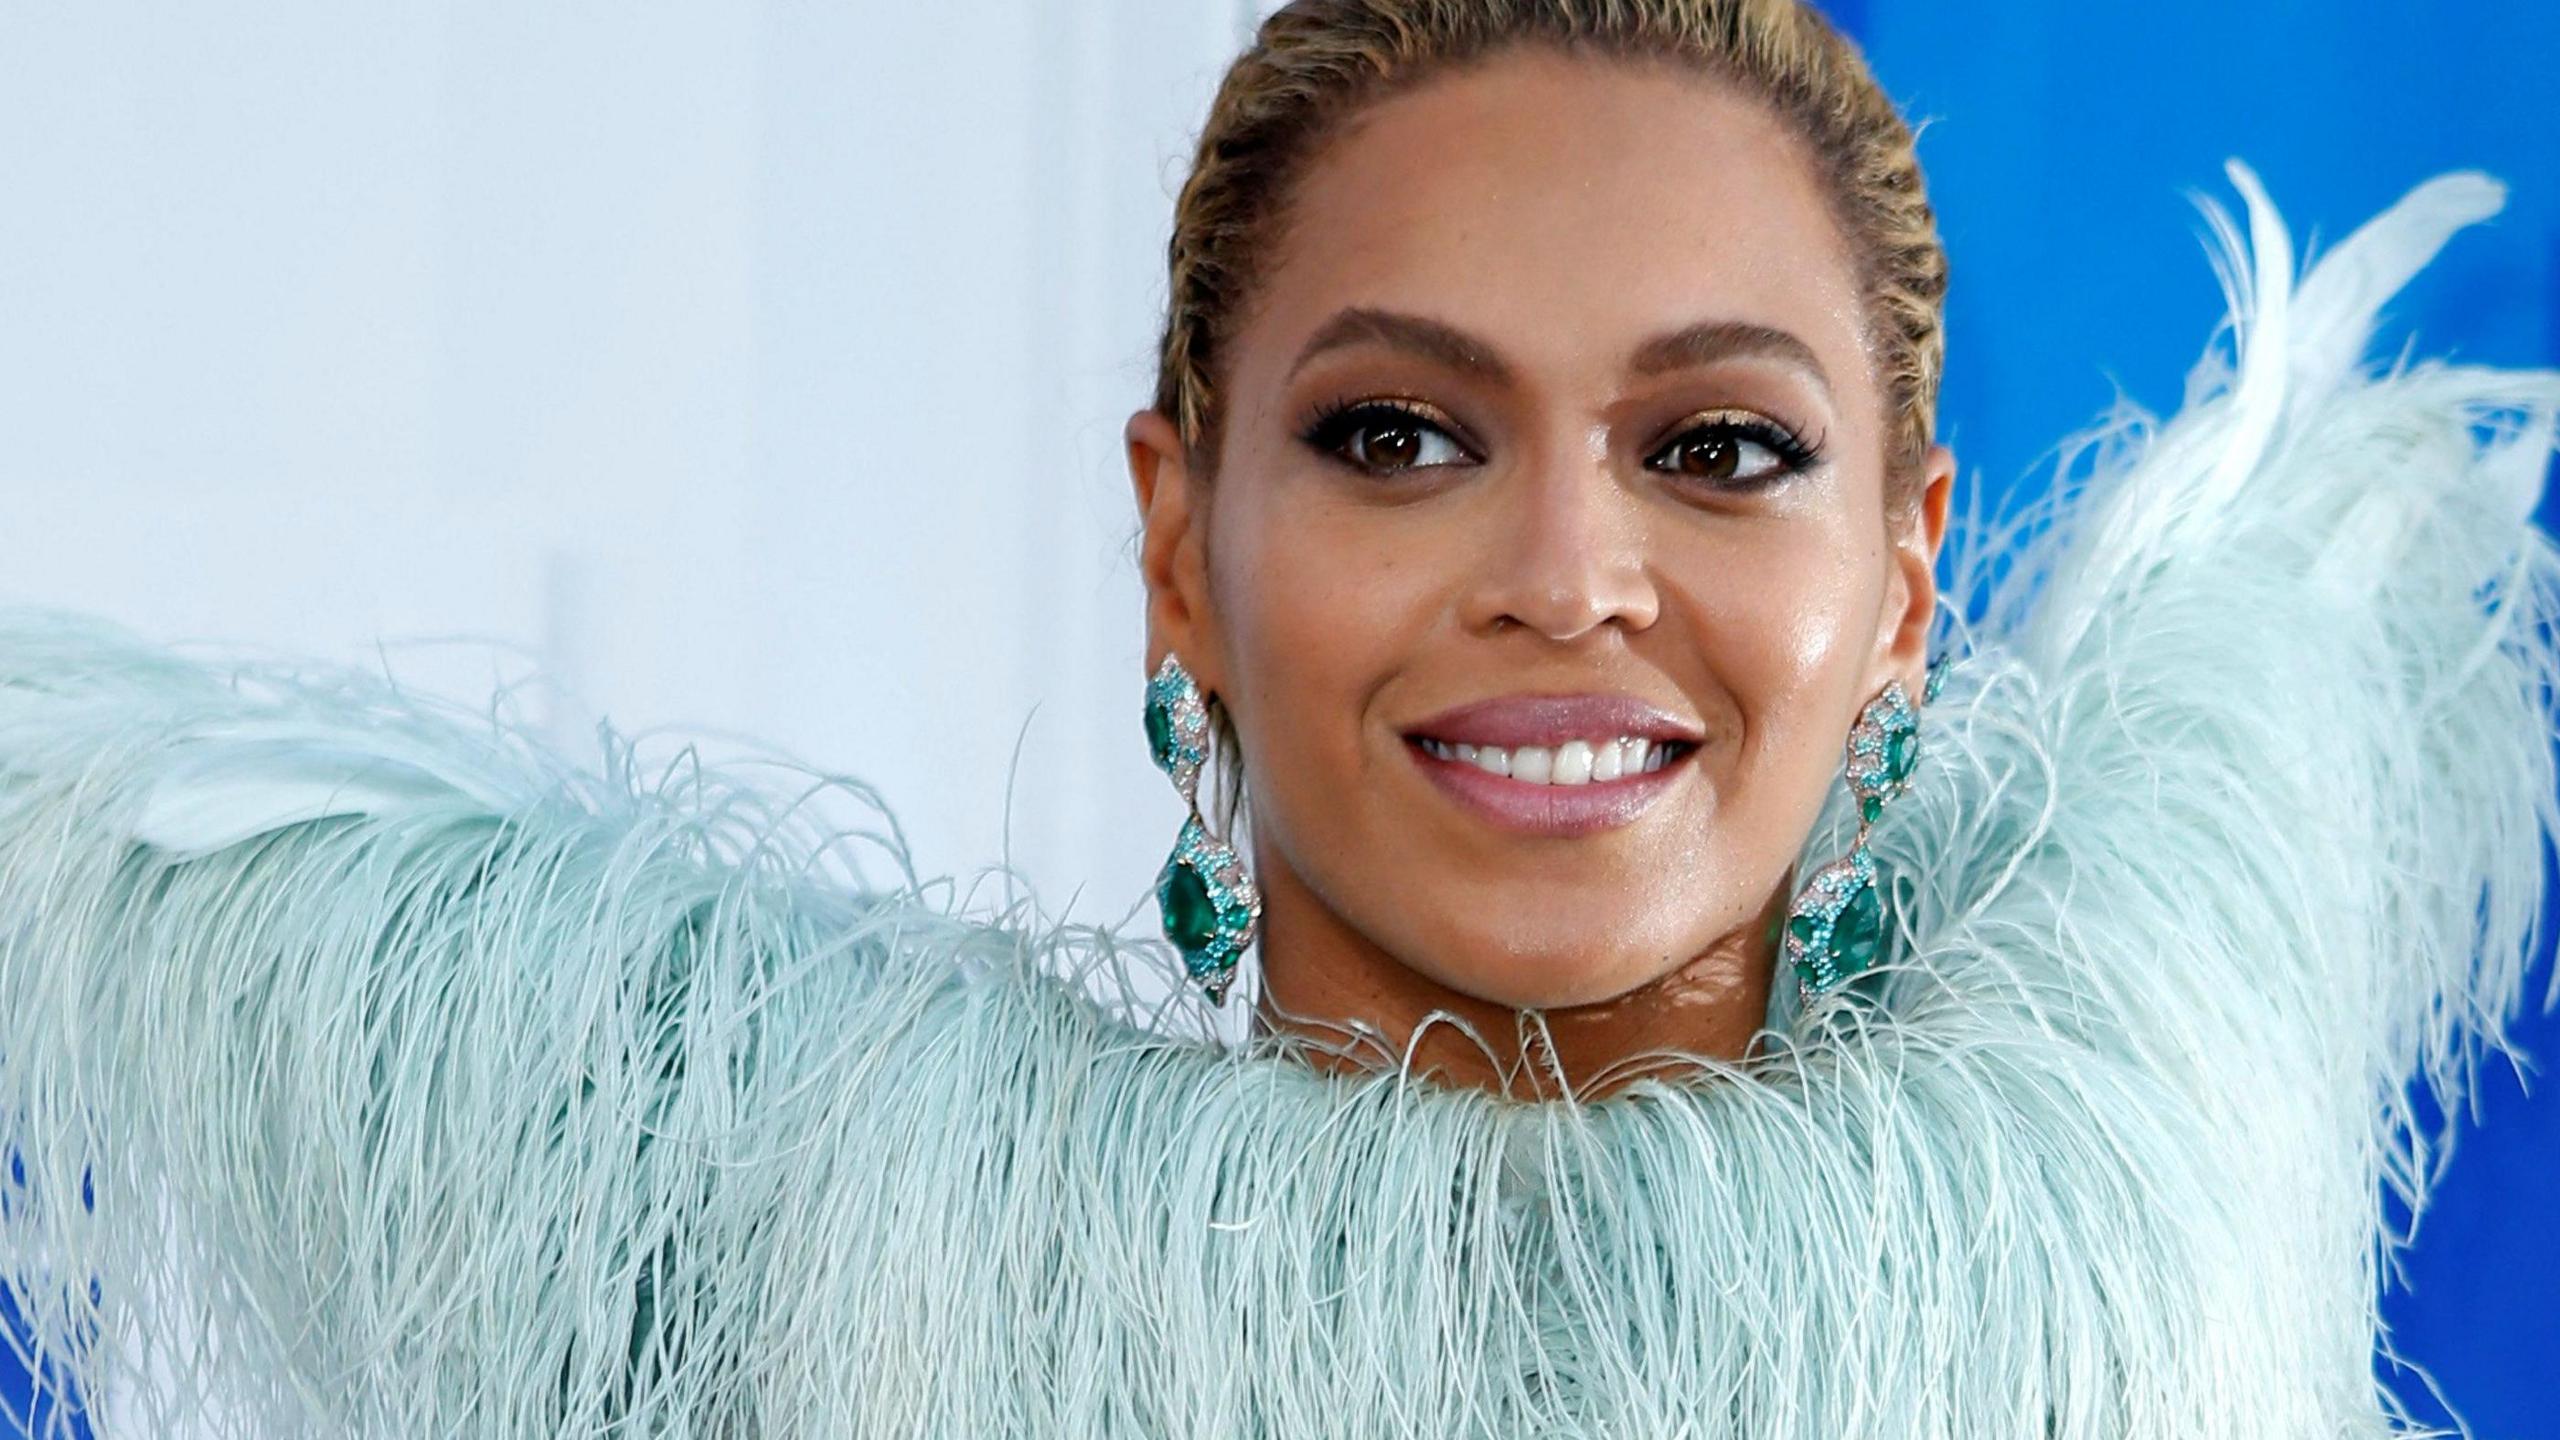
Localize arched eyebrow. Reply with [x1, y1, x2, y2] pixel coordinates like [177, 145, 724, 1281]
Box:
[1287, 305, 1832, 402]
[1629, 319, 1832, 401]
[1288, 307, 1510, 384]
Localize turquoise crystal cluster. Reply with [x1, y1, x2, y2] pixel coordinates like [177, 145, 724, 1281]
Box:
[1156, 815, 1259, 1003]
[1145, 655, 1261, 1004]
[1144, 660, 1210, 801]
[1785, 672, 1930, 998]
[1785, 844, 1882, 995]
[1844, 681, 1921, 824]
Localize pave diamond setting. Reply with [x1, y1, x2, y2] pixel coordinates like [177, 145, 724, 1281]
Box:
[1144, 655, 1260, 1005]
[1156, 814, 1260, 1004]
[1786, 668, 1936, 1001]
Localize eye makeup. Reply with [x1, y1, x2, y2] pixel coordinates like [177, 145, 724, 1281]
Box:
[1644, 410, 1827, 490]
[1297, 395, 1480, 475]
[1295, 395, 1825, 491]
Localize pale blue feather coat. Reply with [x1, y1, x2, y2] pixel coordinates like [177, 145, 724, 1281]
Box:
[0, 162, 2552, 1437]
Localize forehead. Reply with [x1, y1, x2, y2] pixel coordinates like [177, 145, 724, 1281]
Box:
[1239, 45, 1871, 401]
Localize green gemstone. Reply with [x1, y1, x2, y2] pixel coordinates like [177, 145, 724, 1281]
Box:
[1860, 794, 1884, 823]
[1788, 912, 1821, 948]
[1145, 698, 1178, 772]
[1157, 856, 1220, 957]
[1885, 730, 1915, 783]
[1831, 879, 1882, 975]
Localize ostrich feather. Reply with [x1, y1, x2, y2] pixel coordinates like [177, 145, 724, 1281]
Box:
[0, 161, 2554, 1438]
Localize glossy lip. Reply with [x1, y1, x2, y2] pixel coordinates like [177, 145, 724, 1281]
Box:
[1400, 693, 1704, 838]
[1402, 692, 1706, 749]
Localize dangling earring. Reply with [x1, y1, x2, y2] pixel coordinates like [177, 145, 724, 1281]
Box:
[1783, 656, 1945, 1000]
[1143, 654, 1262, 1004]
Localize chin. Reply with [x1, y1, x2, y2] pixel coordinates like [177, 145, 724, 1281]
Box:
[1420, 915, 1692, 1011]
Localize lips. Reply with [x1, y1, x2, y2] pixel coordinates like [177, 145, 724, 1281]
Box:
[1400, 693, 1703, 837]
[1403, 693, 1705, 750]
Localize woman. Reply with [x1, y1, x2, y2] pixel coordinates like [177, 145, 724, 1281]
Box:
[1, 0, 2553, 1435]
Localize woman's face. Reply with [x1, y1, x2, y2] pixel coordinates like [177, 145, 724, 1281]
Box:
[1131, 46, 1951, 1016]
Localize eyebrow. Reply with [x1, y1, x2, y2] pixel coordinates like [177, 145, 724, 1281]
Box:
[1285, 305, 1833, 400]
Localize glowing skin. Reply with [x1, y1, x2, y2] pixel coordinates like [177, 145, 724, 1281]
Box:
[1127, 46, 1954, 1099]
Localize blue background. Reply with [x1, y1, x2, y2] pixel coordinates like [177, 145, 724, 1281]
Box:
[1834, 0, 2560, 1432]
[4, 0, 2554, 1433]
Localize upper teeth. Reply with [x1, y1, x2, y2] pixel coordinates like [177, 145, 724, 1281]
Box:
[1416, 736, 1670, 784]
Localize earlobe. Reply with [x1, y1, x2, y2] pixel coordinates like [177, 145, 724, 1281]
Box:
[1125, 408, 1219, 690]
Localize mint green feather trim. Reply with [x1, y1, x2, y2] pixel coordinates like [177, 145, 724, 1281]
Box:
[0, 161, 2553, 1437]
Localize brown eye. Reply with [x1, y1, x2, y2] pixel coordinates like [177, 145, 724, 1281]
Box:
[1645, 416, 1821, 489]
[1301, 400, 1473, 476]
[1662, 431, 1746, 482]
[1359, 419, 1427, 470]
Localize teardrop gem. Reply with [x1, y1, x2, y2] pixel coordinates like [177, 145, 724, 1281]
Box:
[1157, 854, 1220, 960]
[1884, 729, 1916, 785]
[1831, 878, 1883, 976]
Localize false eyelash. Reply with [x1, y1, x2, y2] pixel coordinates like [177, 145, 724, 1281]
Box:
[1297, 396, 1474, 468]
[1296, 396, 1827, 485]
[1656, 414, 1828, 480]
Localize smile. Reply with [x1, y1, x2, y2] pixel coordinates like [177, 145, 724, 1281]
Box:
[1399, 692, 1704, 838]
[1412, 735, 1682, 784]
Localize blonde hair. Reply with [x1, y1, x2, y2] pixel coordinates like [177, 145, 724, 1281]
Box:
[1151, 0, 1947, 515]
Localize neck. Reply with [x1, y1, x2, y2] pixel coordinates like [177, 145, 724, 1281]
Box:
[1248, 856, 1787, 1102]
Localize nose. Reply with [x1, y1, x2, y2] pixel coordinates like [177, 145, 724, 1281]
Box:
[1460, 453, 1661, 643]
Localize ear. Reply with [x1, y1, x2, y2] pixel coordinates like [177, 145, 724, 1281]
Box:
[1873, 442, 1956, 695]
[1126, 407, 1224, 695]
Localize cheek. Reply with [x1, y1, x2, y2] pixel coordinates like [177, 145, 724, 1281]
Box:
[1668, 520, 1879, 769]
[1206, 481, 1430, 806]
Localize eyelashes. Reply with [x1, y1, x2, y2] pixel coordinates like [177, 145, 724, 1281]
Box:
[1655, 413, 1825, 484]
[1300, 397, 1477, 474]
[1295, 396, 1825, 491]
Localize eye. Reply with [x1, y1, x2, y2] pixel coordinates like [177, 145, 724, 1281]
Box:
[1646, 413, 1824, 489]
[1299, 399, 1476, 476]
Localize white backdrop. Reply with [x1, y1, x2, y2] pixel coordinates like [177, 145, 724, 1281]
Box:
[0, 0, 1276, 937]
